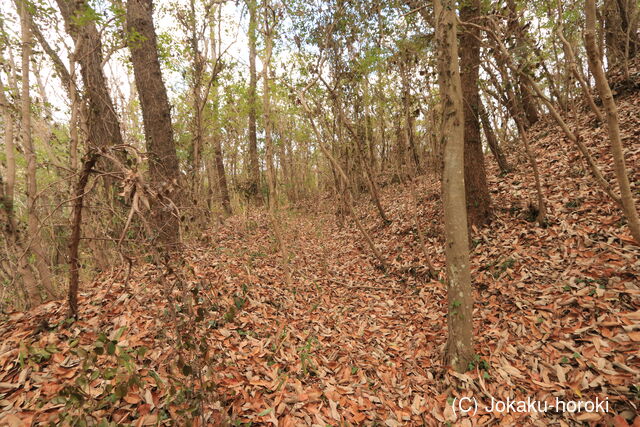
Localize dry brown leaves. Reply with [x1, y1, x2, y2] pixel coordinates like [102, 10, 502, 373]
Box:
[1, 80, 640, 427]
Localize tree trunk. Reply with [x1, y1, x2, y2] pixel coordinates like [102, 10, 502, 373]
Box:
[585, 0, 640, 245]
[68, 153, 98, 318]
[434, 0, 474, 373]
[604, 0, 639, 70]
[247, 0, 261, 204]
[0, 72, 16, 217]
[126, 0, 181, 247]
[188, 0, 204, 193]
[19, 0, 56, 303]
[262, 3, 291, 284]
[212, 97, 232, 216]
[556, 20, 604, 122]
[478, 100, 511, 174]
[516, 119, 546, 225]
[0, 66, 41, 307]
[399, 55, 421, 174]
[54, 0, 124, 151]
[460, 0, 491, 228]
[506, 0, 539, 128]
[209, 13, 232, 216]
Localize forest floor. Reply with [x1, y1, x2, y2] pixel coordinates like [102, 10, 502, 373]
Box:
[2, 91, 640, 426]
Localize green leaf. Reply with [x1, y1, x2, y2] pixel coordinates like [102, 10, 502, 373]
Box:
[114, 326, 127, 340]
[106, 341, 116, 355]
[257, 408, 273, 416]
[136, 346, 148, 358]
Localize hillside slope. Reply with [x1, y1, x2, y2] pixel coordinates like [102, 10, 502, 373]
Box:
[1, 87, 639, 426]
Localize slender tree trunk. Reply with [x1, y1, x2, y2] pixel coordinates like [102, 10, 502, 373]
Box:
[19, 0, 56, 302]
[556, 22, 604, 122]
[0, 73, 15, 214]
[69, 57, 80, 173]
[126, 0, 181, 247]
[210, 14, 232, 216]
[434, 0, 474, 373]
[212, 89, 232, 216]
[460, 0, 491, 228]
[585, 0, 640, 245]
[363, 77, 376, 171]
[68, 153, 98, 318]
[262, 4, 291, 284]
[516, 120, 546, 225]
[478, 100, 510, 174]
[247, 0, 261, 203]
[506, 0, 539, 128]
[486, 24, 623, 207]
[400, 56, 421, 174]
[0, 67, 41, 306]
[188, 0, 204, 194]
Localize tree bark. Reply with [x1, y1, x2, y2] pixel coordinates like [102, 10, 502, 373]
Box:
[556, 21, 604, 122]
[478, 100, 510, 174]
[54, 0, 124, 151]
[434, 0, 474, 373]
[19, 0, 56, 303]
[604, 0, 639, 69]
[460, 0, 491, 228]
[506, 0, 539, 128]
[585, 0, 640, 245]
[126, 0, 181, 247]
[399, 54, 421, 174]
[68, 153, 98, 318]
[0, 72, 15, 216]
[247, 0, 261, 203]
[0, 66, 41, 307]
[263, 3, 291, 285]
[188, 0, 204, 193]
[209, 18, 232, 216]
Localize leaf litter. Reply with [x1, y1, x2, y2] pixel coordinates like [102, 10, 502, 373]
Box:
[1, 80, 640, 427]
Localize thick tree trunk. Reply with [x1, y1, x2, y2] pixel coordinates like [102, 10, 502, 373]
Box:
[586, 0, 640, 245]
[126, 0, 181, 247]
[434, 0, 474, 373]
[54, 0, 124, 151]
[460, 0, 491, 228]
